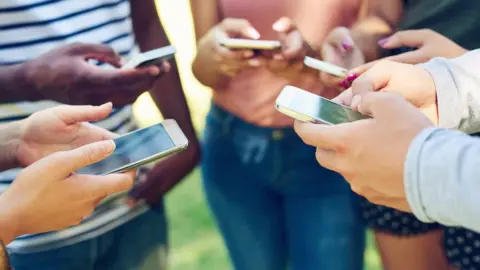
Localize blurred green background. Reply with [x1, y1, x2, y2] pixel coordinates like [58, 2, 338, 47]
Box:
[132, 1, 382, 269]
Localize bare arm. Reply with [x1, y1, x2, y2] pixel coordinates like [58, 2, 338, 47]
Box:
[129, 0, 200, 202]
[0, 121, 23, 171]
[350, 0, 404, 62]
[190, 0, 228, 89]
[0, 65, 39, 102]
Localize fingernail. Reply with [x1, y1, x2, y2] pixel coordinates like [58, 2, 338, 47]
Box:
[244, 51, 254, 58]
[347, 73, 358, 82]
[378, 38, 389, 47]
[273, 54, 284, 60]
[272, 18, 288, 32]
[101, 102, 113, 109]
[101, 140, 116, 156]
[351, 95, 362, 109]
[149, 67, 160, 76]
[249, 59, 261, 67]
[342, 40, 352, 51]
[247, 28, 261, 39]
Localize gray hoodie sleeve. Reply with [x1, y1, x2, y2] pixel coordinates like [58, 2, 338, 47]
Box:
[405, 50, 480, 231]
[419, 50, 480, 133]
[405, 127, 480, 232]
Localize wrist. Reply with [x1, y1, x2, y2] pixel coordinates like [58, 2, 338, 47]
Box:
[15, 61, 43, 101]
[0, 121, 24, 171]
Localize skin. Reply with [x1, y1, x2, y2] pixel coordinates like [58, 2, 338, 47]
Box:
[0, 1, 200, 205]
[0, 105, 136, 245]
[319, 1, 452, 269]
[190, 0, 318, 90]
[128, 0, 200, 204]
[0, 43, 163, 106]
[0, 140, 135, 245]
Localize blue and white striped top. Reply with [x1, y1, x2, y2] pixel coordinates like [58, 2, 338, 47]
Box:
[0, 0, 151, 253]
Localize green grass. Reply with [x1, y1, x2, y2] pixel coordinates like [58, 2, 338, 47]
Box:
[165, 169, 383, 270]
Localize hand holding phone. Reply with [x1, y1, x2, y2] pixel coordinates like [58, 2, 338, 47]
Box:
[122, 45, 176, 69]
[77, 119, 188, 175]
[275, 86, 369, 125]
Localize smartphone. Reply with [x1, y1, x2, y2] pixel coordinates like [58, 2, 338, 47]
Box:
[219, 38, 281, 50]
[122, 45, 176, 69]
[304, 56, 348, 78]
[77, 119, 188, 175]
[275, 86, 369, 125]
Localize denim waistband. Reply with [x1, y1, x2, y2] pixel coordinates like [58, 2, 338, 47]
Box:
[208, 103, 297, 141]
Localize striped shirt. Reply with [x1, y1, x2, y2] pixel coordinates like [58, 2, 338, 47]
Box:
[0, 0, 151, 253]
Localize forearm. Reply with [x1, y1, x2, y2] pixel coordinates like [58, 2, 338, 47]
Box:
[0, 121, 23, 171]
[130, 0, 200, 194]
[405, 128, 480, 233]
[419, 50, 480, 133]
[0, 64, 38, 102]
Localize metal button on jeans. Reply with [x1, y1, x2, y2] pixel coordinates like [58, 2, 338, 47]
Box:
[272, 130, 284, 140]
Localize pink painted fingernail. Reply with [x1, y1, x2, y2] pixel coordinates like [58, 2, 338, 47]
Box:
[378, 38, 389, 47]
[347, 73, 358, 82]
[342, 40, 352, 51]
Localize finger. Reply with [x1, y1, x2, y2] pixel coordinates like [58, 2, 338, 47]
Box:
[280, 31, 305, 60]
[214, 30, 254, 60]
[378, 30, 427, 49]
[25, 140, 116, 180]
[349, 60, 404, 99]
[86, 66, 160, 88]
[220, 18, 260, 39]
[66, 43, 122, 67]
[53, 103, 113, 125]
[382, 50, 429, 64]
[348, 61, 378, 78]
[356, 91, 408, 119]
[294, 121, 349, 152]
[327, 27, 355, 52]
[320, 72, 347, 91]
[75, 123, 118, 145]
[332, 89, 354, 106]
[272, 17, 296, 33]
[79, 172, 135, 199]
[215, 44, 253, 61]
[315, 148, 339, 172]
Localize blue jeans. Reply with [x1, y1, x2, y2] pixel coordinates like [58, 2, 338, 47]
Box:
[202, 104, 365, 270]
[9, 208, 167, 270]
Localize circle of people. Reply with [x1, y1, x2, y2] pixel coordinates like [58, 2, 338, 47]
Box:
[0, 0, 479, 270]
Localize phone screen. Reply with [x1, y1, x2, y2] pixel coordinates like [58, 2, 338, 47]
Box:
[77, 123, 175, 175]
[288, 93, 369, 125]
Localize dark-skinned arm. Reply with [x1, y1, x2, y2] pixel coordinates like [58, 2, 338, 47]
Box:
[0, 65, 39, 102]
[129, 0, 200, 204]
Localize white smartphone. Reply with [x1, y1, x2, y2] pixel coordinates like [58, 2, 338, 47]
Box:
[275, 86, 369, 125]
[304, 56, 348, 78]
[77, 119, 188, 175]
[220, 38, 281, 50]
[122, 45, 176, 69]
